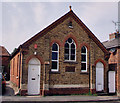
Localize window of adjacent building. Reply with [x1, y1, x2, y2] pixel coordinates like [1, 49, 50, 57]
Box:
[81, 46, 87, 72]
[13, 59, 15, 75]
[64, 38, 76, 61]
[17, 55, 19, 76]
[51, 43, 59, 71]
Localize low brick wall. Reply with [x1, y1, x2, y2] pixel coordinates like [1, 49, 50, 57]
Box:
[20, 88, 90, 96]
[44, 87, 89, 96]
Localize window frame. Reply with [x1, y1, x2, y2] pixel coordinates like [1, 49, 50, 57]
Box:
[64, 38, 76, 62]
[81, 46, 87, 72]
[51, 43, 59, 72]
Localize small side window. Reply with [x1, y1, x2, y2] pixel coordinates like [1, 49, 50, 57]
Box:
[81, 46, 87, 72]
[68, 21, 73, 28]
[51, 43, 59, 71]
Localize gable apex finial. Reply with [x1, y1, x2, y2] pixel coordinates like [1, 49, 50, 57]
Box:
[69, 5, 72, 11]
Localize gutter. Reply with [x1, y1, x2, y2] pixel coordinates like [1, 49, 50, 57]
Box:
[10, 45, 22, 60]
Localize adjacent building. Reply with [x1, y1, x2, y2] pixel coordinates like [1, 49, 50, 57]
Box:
[103, 31, 120, 96]
[10, 9, 109, 96]
[0, 46, 10, 80]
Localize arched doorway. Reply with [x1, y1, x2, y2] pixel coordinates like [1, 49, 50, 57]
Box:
[28, 58, 41, 95]
[96, 62, 104, 92]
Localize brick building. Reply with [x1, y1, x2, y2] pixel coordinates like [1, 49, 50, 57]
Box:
[103, 31, 120, 96]
[10, 9, 109, 96]
[0, 46, 10, 80]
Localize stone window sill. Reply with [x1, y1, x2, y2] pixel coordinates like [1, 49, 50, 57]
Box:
[64, 61, 78, 64]
[49, 71, 60, 74]
[69, 26, 73, 29]
[80, 72, 89, 75]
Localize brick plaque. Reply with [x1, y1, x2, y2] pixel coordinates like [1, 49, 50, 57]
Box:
[65, 66, 75, 72]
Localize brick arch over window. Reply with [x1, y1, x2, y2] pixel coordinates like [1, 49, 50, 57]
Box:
[25, 55, 44, 65]
[63, 34, 78, 48]
[80, 43, 90, 51]
[94, 59, 106, 68]
[50, 40, 62, 47]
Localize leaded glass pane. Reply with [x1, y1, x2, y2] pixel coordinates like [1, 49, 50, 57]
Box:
[81, 46, 86, 53]
[52, 52, 58, 60]
[65, 54, 69, 60]
[65, 48, 69, 54]
[52, 61, 57, 69]
[52, 43, 58, 51]
[71, 49, 75, 54]
[81, 55, 86, 61]
[81, 63, 86, 70]
[71, 43, 75, 49]
[71, 54, 75, 60]
[65, 43, 69, 49]
[68, 38, 72, 43]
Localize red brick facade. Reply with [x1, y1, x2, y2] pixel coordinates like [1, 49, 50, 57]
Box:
[10, 52, 21, 87]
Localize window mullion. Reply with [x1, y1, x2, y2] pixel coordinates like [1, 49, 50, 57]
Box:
[69, 44, 71, 60]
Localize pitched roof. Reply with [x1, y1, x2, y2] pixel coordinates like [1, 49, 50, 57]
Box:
[103, 37, 120, 49]
[0, 46, 10, 56]
[12, 10, 109, 58]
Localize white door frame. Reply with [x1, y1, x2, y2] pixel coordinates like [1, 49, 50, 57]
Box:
[108, 71, 115, 93]
[96, 62, 104, 92]
[28, 58, 41, 95]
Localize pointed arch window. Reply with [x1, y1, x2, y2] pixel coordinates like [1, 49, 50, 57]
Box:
[51, 43, 59, 71]
[81, 46, 87, 72]
[64, 38, 76, 61]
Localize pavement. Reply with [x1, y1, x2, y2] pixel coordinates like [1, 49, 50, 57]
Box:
[2, 81, 15, 96]
[1, 95, 120, 102]
[1, 81, 120, 102]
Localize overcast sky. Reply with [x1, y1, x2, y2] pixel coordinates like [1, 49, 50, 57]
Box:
[1, 1, 119, 53]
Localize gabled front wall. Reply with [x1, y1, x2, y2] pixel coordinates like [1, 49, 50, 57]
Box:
[19, 16, 108, 95]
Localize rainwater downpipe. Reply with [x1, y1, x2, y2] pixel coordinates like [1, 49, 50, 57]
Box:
[89, 36, 91, 93]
